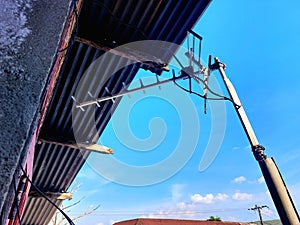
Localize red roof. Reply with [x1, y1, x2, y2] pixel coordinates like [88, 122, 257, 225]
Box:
[114, 218, 251, 225]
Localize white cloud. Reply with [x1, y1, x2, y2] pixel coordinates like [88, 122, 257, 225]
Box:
[258, 176, 264, 184]
[177, 202, 187, 210]
[261, 208, 274, 217]
[244, 145, 251, 150]
[171, 184, 185, 201]
[287, 182, 300, 210]
[215, 193, 229, 201]
[190, 193, 228, 204]
[232, 191, 253, 200]
[232, 176, 246, 183]
[146, 210, 182, 219]
[191, 193, 214, 204]
[227, 216, 238, 222]
[184, 210, 197, 218]
[97, 223, 104, 225]
[148, 213, 156, 218]
[232, 145, 251, 150]
[176, 201, 196, 211]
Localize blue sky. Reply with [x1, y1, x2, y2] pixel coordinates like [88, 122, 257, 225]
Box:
[64, 1, 300, 224]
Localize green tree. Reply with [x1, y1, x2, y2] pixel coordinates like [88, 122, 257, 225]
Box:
[207, 216, 222, 221]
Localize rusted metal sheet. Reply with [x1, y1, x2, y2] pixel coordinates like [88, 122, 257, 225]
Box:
[37, 0, 84, 136]
[5, 125, 36, 225]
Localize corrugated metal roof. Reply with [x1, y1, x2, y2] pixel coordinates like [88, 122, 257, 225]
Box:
[21, 0, 211, 224]
[22, 143, 89, 224]
[39, 41, 141, 143]
[114, 218, 251, 225]
[78, 0, 210, 46]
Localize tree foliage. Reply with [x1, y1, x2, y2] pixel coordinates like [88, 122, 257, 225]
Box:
[207, 216, 222, 221]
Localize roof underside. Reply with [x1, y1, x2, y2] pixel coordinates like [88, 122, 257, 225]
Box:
[22, 0, 211, 224]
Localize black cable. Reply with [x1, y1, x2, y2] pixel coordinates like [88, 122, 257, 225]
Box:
[191, 74, 241, 108]
[18, 162, 75, 225]
[164, 36, 241, 109]
[174, 79, 226, 101]
[174, 80, 205, 99]
[166, 47, 240, 108]
[12, 174, 23, 225]
[173, 77, 241, 109]
[192, 75, 224, 98]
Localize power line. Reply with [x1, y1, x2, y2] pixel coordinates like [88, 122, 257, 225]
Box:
[249, 205, 269, 225]
[67, 207, 248, 216]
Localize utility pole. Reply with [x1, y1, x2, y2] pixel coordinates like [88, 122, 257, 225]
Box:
[209, 57, 300, 225]
[249, 205, 268, 225]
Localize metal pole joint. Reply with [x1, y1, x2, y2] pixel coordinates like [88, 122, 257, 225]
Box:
[209, 57, 226, 71]
[209, 56, 300, 225]
[252, 145, 267, 162]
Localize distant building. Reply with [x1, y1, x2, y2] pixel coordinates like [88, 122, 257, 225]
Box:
[114, 218, 253, 225]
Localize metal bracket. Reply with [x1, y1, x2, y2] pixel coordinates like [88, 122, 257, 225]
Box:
[252, 145, 267, 161]
[209, 60, 226, 71]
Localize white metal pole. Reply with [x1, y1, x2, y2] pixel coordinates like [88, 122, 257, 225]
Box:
[212, 57, 300, 225]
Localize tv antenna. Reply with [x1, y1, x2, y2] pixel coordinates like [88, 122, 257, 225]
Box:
[72, 29, 300, 224]
[184, 31, 300, 224]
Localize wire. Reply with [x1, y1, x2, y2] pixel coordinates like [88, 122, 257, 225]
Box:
[173, 76, 240, 108]
[18, 162, 75, 225]
[68, 207, 247, 216]
[191, 74, 241, 108]
[174, 80, 205, 98]
[12, 174, 23, 225]
[166, 47, 241, 108]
